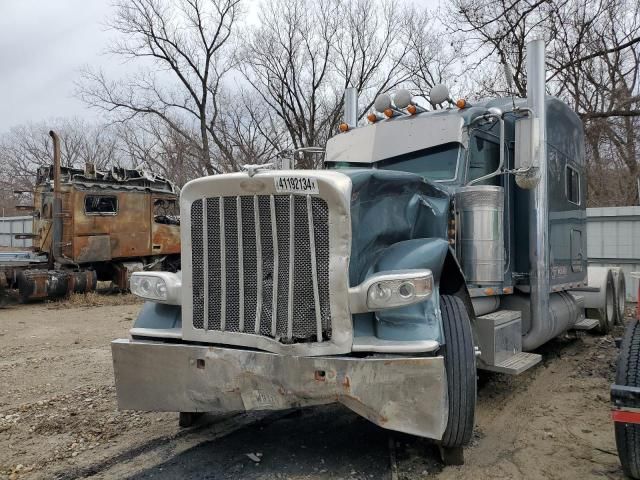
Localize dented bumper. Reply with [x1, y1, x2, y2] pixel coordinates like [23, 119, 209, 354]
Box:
[111, 339, 448, 440]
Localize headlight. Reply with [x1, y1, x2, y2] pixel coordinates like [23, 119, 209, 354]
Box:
[130, 271, 181, 304]
[349, 269, 434, 313]
[366, 275, 433, 310]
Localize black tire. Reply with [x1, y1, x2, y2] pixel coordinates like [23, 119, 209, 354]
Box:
[615, 319, 640, 479]
[595, 270, 616, 334]
[615, 272, 627, 325]
[439, 294, 476, 449]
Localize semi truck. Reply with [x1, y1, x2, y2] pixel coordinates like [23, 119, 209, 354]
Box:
[111, 39, 622, 463]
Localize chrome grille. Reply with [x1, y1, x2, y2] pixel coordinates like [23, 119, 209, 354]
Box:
[190, 194, 331, 343]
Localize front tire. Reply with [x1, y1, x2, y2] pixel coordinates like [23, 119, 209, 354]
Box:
[439, 295, 477, 454]
[615, 319, 640, 478]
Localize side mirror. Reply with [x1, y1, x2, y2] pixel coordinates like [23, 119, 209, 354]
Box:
[514, 116, 541, 189]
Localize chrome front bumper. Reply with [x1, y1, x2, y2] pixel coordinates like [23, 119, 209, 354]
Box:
[111, 339, 448, 440]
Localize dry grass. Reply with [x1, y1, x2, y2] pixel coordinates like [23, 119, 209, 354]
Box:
[51, 291, 142, 309]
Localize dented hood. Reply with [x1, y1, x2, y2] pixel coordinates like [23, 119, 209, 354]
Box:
[337, 169, 450, 286]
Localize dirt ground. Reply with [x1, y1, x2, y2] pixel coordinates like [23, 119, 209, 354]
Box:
[0, 298, 630, 479]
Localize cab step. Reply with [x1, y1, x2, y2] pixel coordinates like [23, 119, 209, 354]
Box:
[475, 310, 542, 375]
[481, 352, 542, 375]
[572, 318, 600, 330]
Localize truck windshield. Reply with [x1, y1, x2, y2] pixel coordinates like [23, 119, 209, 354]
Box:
[377, 143, 462, 181]
[326, 142, 462, 182]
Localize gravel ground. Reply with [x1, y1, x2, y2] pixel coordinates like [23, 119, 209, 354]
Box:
[0, 300, 630, 479]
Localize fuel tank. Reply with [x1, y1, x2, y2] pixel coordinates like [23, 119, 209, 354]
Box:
[454, 185, 504, 285]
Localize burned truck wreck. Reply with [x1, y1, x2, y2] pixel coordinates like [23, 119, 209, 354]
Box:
[112, 40, 621, 463]
[1, 131, 180, 300]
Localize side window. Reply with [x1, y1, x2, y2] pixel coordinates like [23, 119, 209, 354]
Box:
[566, 165, 580, 205]
[85, 195, 118, 215]
[154, 198, 180, 225]
[467, 135, 500, 184]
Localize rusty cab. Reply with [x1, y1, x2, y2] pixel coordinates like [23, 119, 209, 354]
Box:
[13, 162, 181, 300]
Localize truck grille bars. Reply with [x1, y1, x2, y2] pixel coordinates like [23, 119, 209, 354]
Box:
[190, 194, 332, 344]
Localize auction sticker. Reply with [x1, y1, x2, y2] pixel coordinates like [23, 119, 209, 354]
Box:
[274, 176, 319, 195]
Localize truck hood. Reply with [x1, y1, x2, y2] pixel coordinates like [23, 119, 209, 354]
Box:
[337, 169, 450, 286]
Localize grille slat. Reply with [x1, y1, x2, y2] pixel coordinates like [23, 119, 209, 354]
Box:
[206, 198, 221, 330]
[236, 196, 245, 332]
[223, 197, 240, 333]
[202, 199, 209, 330]
[287, 194, 295, 339]
[270, 195, 279, 337]
[190, 194, 331, 344]
[307, 195, 323, 342]
[252, 195, 262, 334]
[191, 201, 204, 329]
[219, 198, 226, 331]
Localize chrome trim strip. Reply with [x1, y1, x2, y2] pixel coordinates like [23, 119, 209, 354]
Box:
[202, 199, 209, 331]
[287, 194, 294, 339]
[254, 195, 263, 334]
[270, 195, 278, 336]
[219, 197, 226, 331]
[129, 327, 183, 340]
[237, 196, 244, 332]
[351, 336, 440, 353]
[307, 195, 323, 341]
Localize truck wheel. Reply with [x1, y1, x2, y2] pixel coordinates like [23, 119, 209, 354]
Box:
[439, 294, 476, 461]
[615, 319, 640, 479]
[595, 270, 616, 334]
[614, 270, 627, 325]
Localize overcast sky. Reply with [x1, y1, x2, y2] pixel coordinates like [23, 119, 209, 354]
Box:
[0, 0, 437, 136]
[0, 1, 122, 134]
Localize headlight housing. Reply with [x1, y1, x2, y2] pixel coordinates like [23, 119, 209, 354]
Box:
[349, 269, 434, 313]
[130, 271, 182, 305]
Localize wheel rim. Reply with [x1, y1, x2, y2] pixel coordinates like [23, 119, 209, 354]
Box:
[618, 277, 626, 321]
[607, 282, 615, 326]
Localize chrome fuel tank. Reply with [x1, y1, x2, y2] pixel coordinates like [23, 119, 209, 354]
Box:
[455, 185, 504, 285]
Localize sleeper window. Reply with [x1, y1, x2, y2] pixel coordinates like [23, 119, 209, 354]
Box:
[85, 195, 118, 215]
[566, 166, 580, 205]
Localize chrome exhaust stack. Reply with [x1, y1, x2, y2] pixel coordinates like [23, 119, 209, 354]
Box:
[344, 87, 358, 129]
[523, 39, 551, 350]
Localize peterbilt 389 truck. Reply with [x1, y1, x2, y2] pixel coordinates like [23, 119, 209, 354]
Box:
[111, 40, 621, 462]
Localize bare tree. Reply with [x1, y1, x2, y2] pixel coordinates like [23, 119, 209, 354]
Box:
[78, 0, 244, 175]
[115, 119, 202, 187]
[0, 119, 121, 213]
[446, 0, 640, 206]
[241, 0, 441, 168]
[0, 119, 120, 192]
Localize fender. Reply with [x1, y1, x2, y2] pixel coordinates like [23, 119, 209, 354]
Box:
[132, 301, 181, 330]
[363, 238, 471, 343]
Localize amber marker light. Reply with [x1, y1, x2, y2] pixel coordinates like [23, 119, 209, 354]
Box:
[407, 104, 417, 115]
[383, 108, 394, 118]
[367, 113, 378, 123]
[456, 98, 467, 109]
[338, 123, 349, 133]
